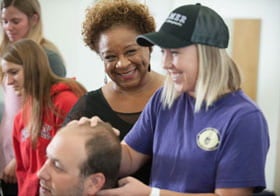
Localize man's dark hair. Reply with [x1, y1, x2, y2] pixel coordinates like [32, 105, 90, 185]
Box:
[79, 121, 121, 188]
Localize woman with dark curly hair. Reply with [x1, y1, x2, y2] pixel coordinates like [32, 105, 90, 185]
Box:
[64, 0, 164, 185]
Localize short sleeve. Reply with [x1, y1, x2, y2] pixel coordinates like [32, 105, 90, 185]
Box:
[124, 89, 163, 155]
[216, 110, 269, 191]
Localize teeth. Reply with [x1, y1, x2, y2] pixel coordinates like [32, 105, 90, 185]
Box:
[120, 70, 134, 76]
[170, 73, 181, 80]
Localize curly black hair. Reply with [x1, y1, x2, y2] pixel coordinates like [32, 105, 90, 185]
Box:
[82, 0, 156, 53]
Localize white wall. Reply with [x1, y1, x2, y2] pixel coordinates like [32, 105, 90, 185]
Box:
[40, 0, 104, 90]
[40, 0, 280, 193]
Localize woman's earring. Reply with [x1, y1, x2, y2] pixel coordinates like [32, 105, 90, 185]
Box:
[148, 64, 151, 72]
[104, 74, 108, 84]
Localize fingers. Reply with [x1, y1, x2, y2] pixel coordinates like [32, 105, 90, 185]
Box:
[66, 116, 103, 127]
[118, 176, 132, 187]
[79, 116, 102, 127]
[11, 175, 17, 183]
[96, 177, 130, 196]
[66, 119, 79, 126]
[66, 116, 120, 136]
[96, 188, 122, 196]
[97, 177, 148, 196]
[78, 117, 92, 125]
[2, 173, 17, 184]
[112, 128, 120, 136]
[2, 159, 17, 184]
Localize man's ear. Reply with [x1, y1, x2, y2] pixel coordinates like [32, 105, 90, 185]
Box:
[85, 173, 106, 195]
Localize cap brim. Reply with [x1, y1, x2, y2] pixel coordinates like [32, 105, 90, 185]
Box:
[137, 31, 192, 48]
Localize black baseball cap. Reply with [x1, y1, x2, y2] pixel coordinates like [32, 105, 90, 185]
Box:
[137, 3, 229, 48]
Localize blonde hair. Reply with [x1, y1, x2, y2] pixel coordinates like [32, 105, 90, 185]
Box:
[0, 0, 60, 54]
[1, 39, 86, 146]
[161, 44, 241, 112]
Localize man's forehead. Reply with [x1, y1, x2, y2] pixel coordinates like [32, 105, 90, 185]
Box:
[46, 137, 59, 159]
[46, 124, 93, 159]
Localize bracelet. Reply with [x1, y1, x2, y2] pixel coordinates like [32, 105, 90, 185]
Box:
[149, 187, 160, 196]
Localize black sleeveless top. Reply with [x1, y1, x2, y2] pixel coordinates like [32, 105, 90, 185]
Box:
[64, 88, 151, 184]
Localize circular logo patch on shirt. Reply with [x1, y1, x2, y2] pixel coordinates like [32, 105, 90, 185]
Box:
[197, 128, 220, 151]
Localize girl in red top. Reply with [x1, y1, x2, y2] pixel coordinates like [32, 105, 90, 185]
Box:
[0, 38, 86, 196]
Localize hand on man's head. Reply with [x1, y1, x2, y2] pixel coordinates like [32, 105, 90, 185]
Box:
[67, 116, 120, 136]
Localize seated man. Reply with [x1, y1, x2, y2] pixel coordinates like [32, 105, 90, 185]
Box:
[37, 120, 121, 196]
